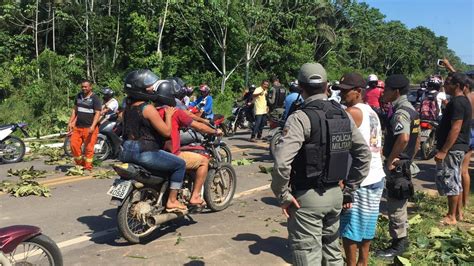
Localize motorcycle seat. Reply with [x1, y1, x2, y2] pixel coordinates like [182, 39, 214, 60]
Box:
[0, 124, 13, 130]
[113, 163, 168, 185]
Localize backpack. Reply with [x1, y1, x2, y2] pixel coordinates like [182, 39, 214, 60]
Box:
[420, 97, 437, 120]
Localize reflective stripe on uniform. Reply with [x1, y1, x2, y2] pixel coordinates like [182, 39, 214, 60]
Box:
[84, 157, 94, 162]
[77, 106, 95, 114]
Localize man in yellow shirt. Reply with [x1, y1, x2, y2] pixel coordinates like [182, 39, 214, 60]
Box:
[250, 80, 270, 142]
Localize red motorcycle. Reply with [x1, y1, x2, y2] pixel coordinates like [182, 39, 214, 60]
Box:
[188, 106, 229, 136]
[0, 225, 63, 266]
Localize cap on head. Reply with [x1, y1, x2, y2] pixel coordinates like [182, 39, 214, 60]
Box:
[385, 74, 409, 90]
[334, 72, 366, 90]
[298, 63, 327, 86]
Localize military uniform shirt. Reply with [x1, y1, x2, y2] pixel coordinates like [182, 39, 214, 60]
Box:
[271, 94, 371, 205]
[390, 95, 412, 137]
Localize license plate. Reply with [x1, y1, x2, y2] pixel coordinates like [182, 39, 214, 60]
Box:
[107, 179, 132, 199]
[420, 130, 431, 137]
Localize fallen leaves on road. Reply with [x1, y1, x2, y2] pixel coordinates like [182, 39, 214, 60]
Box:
[7, 166, 47, 180]
[258, 165, 273, 174]
[231, 158, 254, 166]
[175, 232, 183, 245]
[93, 169, 115, 179]
[0, 180, 50, 197]
[66, 166, 85, 176]
[188, 256, 204, 260]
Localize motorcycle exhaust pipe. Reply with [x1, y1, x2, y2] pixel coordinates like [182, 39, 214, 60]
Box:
[147, 211, 188, 226]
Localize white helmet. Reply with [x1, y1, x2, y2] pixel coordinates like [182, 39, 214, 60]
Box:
[368, 74, 378, 82]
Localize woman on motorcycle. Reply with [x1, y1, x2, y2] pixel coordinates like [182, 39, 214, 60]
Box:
[120, 70, 187, 213]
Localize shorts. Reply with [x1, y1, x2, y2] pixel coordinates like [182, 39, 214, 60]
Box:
[436, 150, 465, 196]
[340, 179, 384, 242]
[178, 151, 207, 170]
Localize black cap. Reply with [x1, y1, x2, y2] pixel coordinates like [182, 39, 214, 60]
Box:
[385, 74, 409, 90]
[334, 72, 366, 90]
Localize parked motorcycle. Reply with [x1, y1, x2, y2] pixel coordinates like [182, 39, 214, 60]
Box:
[419, 119, 438, 160]
[64, 114, 122, 161]
[0, 225, 63, 266]
[108, 134, 237, 244]
[0, 123, 29, 164]
[225, 101, 254, 137]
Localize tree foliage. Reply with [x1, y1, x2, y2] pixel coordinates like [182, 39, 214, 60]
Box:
[0, 0, 468, 134]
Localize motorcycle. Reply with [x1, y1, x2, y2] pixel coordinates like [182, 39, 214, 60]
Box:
[188, 106, 229, 137]
[267, 109, 285, 158]
[0, 225, 63, 266]
[419, 119, 438, 160]
[64, 114, 122, 161]
[0, 123, 29, 164]
[180, 128, 232, 163]
[107, 134, 237, 244]
[225, 101, 254, 137]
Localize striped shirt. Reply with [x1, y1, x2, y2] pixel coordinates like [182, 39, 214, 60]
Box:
[75, 92, 102, 128]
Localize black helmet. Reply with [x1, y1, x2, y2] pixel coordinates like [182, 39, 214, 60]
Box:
[249, 84, 256, 93]
[170, 77, 186, 88]
[101, 87, 114, 97]
[154, 80, 180, 107]
[123, 69, 160, 101]
[289, 80, 300, 93]
[167, 78, 185, 100]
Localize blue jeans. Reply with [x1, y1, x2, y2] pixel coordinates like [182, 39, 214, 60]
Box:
[119, 140, 186, 189]
[251, 114, 267, 138]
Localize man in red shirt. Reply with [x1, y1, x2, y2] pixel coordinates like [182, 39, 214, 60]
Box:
[156, 106, 222, 207]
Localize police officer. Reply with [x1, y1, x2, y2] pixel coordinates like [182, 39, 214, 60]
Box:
[271, 63, 371, 265]
[376, 74, 420, 259]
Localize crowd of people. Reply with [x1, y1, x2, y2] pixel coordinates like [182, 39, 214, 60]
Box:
[66, 72, 223, 212]
[64, 60, 473, 265]
[271, 60, 473, 265]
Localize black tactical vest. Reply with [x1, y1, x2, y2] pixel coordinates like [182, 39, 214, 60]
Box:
[290, 100, 352, 191]
[383, 105, 420, 160]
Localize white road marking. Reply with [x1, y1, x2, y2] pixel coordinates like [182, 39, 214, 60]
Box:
[53, 184, 271, 250]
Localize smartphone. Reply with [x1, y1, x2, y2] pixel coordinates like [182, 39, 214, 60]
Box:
[437, 59, 445, 67]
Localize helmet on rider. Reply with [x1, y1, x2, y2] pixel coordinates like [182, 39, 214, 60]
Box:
[427, 76, 442, 91]
[167, 78, 184, 99]
[199, 84, 210, 95]
[101, 87, 114, 101]
[154, 80, 181, 107]
[367, 74, 378, 88]
[249, 84, 257, 93]
[289, 80, 301, 93]
[123, 69, 160, 101]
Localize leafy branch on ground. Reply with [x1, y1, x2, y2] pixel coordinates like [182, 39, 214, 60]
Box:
[371, 191, 474, 265]
[258, 165, 273, 174]
[231, 158, 254, 166]
[7, 166, 47, 180]
[93, 169, 115, 179]
[66, 166, 85, 176]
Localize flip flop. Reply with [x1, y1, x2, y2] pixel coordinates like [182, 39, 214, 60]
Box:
[439, 218, 457, 226]
[188, 200, 207, 208]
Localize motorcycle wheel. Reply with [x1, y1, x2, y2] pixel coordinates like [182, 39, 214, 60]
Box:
[225, 120, 235, 137]
[63, 136, 72, 157]
[94, 135, 111, 161]
[269, 131, 282, 158]
[117, 189, 158, 244]
[204, 163, 237, 212]
[217, 144, 232, 163]
[421, 135, 435, 160]
[7, 234, 63, 266]
[1, 136, 26, 164]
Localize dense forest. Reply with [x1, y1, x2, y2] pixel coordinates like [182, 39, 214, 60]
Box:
[0, 0, 469, 135]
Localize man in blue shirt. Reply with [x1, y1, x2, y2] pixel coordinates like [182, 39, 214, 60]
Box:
[283, 81, 303, 119]
[190, 84, 214, 120]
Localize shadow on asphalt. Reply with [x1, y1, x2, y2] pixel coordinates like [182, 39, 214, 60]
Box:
[414, 163, 436, 183]
[55, 164, 76, 172]
[77, 208, 197, 246]
[261, 197, 279, 207]
[232, 233, 291, 263]
[183, 260, 205, 266]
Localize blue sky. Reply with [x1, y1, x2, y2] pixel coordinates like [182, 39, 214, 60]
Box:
[360, 0, 474, 65]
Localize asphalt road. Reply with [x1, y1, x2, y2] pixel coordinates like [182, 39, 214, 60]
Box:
[0, 128, 444, 265]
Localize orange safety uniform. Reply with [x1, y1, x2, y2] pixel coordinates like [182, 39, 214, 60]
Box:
[70, 92, 102, 170]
